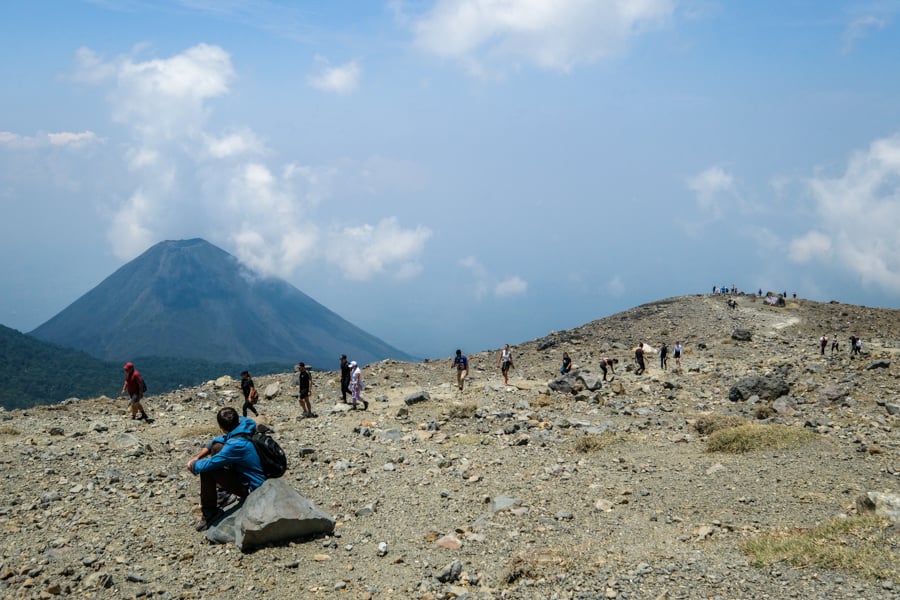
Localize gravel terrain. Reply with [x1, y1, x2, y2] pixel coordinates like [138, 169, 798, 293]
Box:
[0, 294, 897, 599]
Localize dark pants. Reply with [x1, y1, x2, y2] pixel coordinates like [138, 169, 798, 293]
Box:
[242, 397, 258, 417]
[635, 357, 645, 375]
[200, 470, 249, 517]
[341, 377, 350, 402]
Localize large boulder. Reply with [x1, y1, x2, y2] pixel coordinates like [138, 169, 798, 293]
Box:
[576, 371, 602, 392]
[206, 479, 335, 551]
[731, 329, 752, 342]
[548, 372, 580, 394]
[728, 376, 789, 402]
[404, 391, 431, 405]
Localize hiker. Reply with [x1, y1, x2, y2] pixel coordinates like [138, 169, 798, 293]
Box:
[297, 362, 316, 418]
[854, 337, 862, 356]
[339, 355, 351, 403]
[240, 370, 259, 418]
[186, 406, 265, 531]
[120, 362, 149, 421]
[659, 342, 668, 370]
[599, 357, 618, 381]
[560, 352, 572, 374]
[497, 343, 514, 385]
[849, 336, 858, 358]
[452, 349, 469, 391]
[831, 335, 839, 355]
[349, 361, 368, 410]
[819, 335, 827, 356]
[634, 343, 645, 375]
[673, 341, 683, 369]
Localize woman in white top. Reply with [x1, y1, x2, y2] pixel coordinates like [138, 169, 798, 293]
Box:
[497, 344, 514, 385]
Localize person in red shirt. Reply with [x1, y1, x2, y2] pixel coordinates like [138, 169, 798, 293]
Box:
[120, 362, 149, 421]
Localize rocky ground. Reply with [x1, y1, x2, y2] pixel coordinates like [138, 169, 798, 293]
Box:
[0, 294, 898, 599]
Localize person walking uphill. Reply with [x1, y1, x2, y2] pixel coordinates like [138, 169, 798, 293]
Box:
[120, 362, 149, 421]
[452, 349, 469, 391]
[340, 355, 351, 404]
[349, 361, 368, 410]
[240, 370, 259, 418]
[634, 343, 646, 376]
[498, 344, 514, 385]
[297, 362, 316, 418]
[186, 407, 266, 531]
[659, 342, 669, 370]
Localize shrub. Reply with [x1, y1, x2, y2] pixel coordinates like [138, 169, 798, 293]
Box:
[693, 414, 747, 435]
[706, 423, 815, 453]
[575, 432, 620, 453]
[741, 515, 898, 580]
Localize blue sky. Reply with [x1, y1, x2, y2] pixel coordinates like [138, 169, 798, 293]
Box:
[2, 1, 900, 358]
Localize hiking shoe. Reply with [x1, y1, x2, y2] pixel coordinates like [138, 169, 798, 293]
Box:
[361, 400, 369, 411]
[193, 509, 223, 532]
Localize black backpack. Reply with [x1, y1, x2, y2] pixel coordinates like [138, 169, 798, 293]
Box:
[235, 431, 288, 479]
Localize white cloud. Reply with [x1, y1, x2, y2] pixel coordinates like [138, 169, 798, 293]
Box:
[308, 58, 361, 95]
[0, 130, 100, 149]
[408, 0, 674, 75]
[686, 165, 734, 219]
[495, 276, 527, 297]
[204, 130, 265, 158]
[71, 44, 432, 282]
[459, 256, 527, 299]
[607, 275, 625, 296]
[75, 43, 235, 141]
[789, 133, 900, 292]
[842, 14, 890, 54]
[788, 231, 832, 262]
[328, 217, 432, 281]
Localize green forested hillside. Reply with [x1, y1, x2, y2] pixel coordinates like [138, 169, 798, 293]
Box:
[0, 325, 292, 410]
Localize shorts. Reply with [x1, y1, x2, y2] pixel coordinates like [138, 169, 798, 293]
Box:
[501, 361, 511, 373]
[299, 389, 310, 400]
[128, 393, 142, 405]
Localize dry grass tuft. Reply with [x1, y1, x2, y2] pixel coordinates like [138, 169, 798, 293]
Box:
[503, 547, 576, 584]
[447, 402, 478, 419]
[693, 413, 747, 436]
[173, 424, 220, 440]
[706, 423, 816, 453]
[741, 515, 899, 580]
[575, 431, 620, 453]
[530, 394, 554, 408]
[0, 426, 20, 435]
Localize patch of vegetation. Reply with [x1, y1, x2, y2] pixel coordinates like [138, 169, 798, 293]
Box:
[174, 425, 220, 440]
[754, 404, 775, 420]
[575, 431, 620, 453]
[693, 414, 748, 435]
[447, 434, 489, 446]
[0, 426, 20, 435]
[530, 394, 554, 408]
[447, 402, 478, 418]
[503, 547, 574, 584]
[741, 515, 898, 580]
[706, 423, 816, 453]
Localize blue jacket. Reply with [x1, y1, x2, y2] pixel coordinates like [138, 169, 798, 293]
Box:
[191, 417, 266, 491]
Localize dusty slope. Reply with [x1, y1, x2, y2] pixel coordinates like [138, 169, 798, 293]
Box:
[0, 294, 897, 599]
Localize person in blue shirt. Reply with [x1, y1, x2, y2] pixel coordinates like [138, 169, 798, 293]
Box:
[186, 406, 266, 531]
[452, 349, 469, 391]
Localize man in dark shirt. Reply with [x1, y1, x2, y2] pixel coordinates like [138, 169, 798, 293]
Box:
[297, 362, 315, 418]
[339, 355, 351, 404]
[634, 343, 645, 375]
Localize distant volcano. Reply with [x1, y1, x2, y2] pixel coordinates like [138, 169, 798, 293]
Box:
[30, 238, 412, 367]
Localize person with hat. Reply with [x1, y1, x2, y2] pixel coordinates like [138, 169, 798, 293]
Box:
[120, 361, 149, 421]
[296, 362, 315, 418]
[349, 360, 368, 410]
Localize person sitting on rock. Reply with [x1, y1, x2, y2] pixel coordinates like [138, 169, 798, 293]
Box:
[186, 406, 266, 531]
[560, 352, 572, 374]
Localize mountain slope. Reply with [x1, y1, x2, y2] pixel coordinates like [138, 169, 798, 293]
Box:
[29, 238, 412, 367]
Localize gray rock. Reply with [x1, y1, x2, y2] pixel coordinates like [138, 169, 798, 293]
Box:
[264, 382, 281, 398]
[576, 371, 602, 391]
[436, 559, 462, 583]
[772, 396, 798, 416]
[856, 491, 900, 524]
[820, 384, 850, 403]
[731, 329, 752, 341]
[549, 372, 580, 394]
[404, 391, 431, 405]
[206, 479, 335, 551]
[865, 360, 890, 370]
[728, 376, 789, 402]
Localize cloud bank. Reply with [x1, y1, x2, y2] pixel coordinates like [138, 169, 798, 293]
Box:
[70, 44, 430, 281]
[408, 0, 674, 75]
[790, 133, 900, 292]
